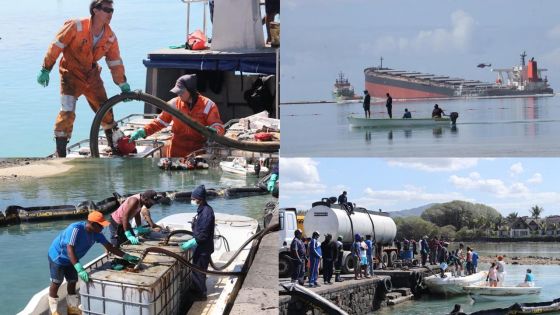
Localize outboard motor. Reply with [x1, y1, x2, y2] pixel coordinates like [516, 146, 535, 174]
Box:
[450, 112, 459, 125]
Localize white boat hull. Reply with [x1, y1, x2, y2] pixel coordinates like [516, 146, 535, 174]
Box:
[465, 284, 541, 302]
[219, 161, 269, 176]
[348, 115, 453, 128]
[424, 271, 487, 295]
[18, 213, 259, 315]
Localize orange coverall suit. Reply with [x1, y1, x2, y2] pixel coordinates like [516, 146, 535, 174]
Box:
[143, 95, 225, 157]
[41, 17, 126, 139]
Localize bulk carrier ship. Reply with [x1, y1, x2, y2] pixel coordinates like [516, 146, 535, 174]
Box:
[364, 52, 554, 100]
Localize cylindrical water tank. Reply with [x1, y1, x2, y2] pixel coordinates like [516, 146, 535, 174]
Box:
[304, 204, 396, 245]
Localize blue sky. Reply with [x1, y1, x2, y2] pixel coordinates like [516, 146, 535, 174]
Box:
[280, 158, 560, 217]
[282, 0, 560, 102]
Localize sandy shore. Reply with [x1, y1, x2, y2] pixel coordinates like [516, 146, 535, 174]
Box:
[478, 255, 560, 266]
[0, 158, 74, 181]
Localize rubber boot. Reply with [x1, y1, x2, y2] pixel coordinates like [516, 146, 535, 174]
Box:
[67, 294, 82, 315]
[48, 296, 60, 315]
[104, 128, 117, 155]
[55, 137, 68, 158]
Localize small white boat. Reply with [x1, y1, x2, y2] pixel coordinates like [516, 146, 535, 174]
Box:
[18, 212, 259, 315]
[348, 115, 455, 128]
[219, 157, 269, 176]
[424, 271, 487, 295]
[464, 283, 542, 302]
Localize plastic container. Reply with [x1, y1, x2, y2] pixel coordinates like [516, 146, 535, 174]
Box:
[80, 244, 191, 315]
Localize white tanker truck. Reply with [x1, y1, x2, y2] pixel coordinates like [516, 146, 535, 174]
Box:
[279, 198, 399, 278]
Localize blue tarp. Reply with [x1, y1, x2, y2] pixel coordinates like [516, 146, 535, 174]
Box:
[143, 51, 276, 74]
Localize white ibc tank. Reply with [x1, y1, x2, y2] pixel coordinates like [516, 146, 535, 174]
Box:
[304, 204, 396, 245]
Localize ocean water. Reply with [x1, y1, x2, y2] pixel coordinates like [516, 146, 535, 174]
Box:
[0, 0, 207, 157]
[377, 264, 560, 315]
[0, 159, 273, 314]
[281, 96, 560, 156]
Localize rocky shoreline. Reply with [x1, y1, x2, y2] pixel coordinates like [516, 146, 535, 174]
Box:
[478, 255, 560, 266]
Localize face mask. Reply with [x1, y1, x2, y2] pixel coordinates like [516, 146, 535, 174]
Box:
[191, 199, 198, 206]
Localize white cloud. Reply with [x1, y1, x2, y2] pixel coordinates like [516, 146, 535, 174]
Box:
[372, 10, 475, 54]
[449, 173, 529, 197]
[510, 162, 524, 176]
[527, 173, 543, 184]
[387, 158, 479, 172]
[280, 158, 326, 194]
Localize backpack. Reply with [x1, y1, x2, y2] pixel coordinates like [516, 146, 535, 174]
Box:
[243, 76, 274, 114]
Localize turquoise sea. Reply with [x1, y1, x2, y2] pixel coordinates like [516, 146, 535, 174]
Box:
[0, 0, 208, 157]
[0, 159, 272, 314]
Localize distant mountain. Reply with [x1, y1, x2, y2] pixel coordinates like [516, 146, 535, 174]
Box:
[389, 204, 435, 218]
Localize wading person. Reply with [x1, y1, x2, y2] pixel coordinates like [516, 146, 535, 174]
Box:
[47, 211, 139, 315]
[109, 190, 159, 247]
[363, 90, 371, 118]
[37, 0, 131, 157]
[179, 185, 215, 300]
[130, 74, 225, 157]
[385, 93, 393, 119]
[290, 229, 306, 285]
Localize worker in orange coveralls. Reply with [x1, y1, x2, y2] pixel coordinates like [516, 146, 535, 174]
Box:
[37, 0, 131, 157]
[129, 74, 225, 157]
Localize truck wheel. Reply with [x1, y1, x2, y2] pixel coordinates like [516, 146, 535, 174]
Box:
[279, 253, 293, 278]
[381, 252, 389, 268]
[342, 252, 355, 274]
[389, 251, 397, 267]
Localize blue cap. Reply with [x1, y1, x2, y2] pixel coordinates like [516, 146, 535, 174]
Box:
[191, 185, 207, 200]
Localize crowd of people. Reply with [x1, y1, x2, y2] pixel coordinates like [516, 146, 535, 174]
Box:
[289, 229, 377, 287]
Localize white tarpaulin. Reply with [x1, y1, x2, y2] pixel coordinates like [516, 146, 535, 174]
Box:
[211, 0, 265, 50]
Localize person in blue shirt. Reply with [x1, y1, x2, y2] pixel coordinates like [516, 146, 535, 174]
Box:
[365, 235, 374, 277]
[47, 211, 139, 315]
[308, 231, 322, 287]
[179, 185, 215, 301]
[472, 249, 479, 273]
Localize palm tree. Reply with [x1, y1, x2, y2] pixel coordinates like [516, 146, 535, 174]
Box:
[506, 212, 519, 224]
[531, 205, 544, 219]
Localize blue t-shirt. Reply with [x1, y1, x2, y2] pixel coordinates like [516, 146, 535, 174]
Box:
[48, 222, 108, 266]
[352, 241, 361, 257]
[472, 251, 479, 265]
[365, 240, 373, 256]
[526, 273, 534, 282]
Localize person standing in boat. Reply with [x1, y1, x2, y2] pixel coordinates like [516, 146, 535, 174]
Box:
[109, 190, 160, 247]
[179, 185, 216, 300]
[496, 255, 506, 286]
[129, 74, 225, 157]
[403, 108, 412, 119]
[385, 93, 393, 119]
[363, 90, 371, 118]
[432, 104, 446, 118]
[37, 0, 132, 157]
[47, 211, 140, 315]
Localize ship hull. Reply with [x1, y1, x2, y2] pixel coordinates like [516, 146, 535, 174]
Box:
[365, 67, 554, 100]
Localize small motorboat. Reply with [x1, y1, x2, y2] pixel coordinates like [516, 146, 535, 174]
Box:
[424, 271, 487, 296]
[464, 283, 542, 302]
[348, 115, 457, 128]
[219, 157, 269, 176]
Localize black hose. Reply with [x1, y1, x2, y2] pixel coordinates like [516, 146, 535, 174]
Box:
[89, 91, 279, 157]
[163, 229, 229, 252]
[152, 222, 278, 272]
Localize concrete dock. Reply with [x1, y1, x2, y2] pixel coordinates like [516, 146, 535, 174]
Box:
[229, 209, 279, 314]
